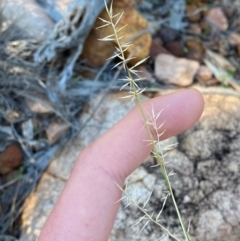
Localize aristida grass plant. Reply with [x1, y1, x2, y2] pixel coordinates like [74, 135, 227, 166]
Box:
[97, 1, 191, 240]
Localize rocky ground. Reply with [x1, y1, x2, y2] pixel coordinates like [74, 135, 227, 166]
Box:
[0, 0, 240, 240]
[19, 88, 240, 241]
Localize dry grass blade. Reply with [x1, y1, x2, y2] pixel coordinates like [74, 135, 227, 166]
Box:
[100, 1, 191, 240]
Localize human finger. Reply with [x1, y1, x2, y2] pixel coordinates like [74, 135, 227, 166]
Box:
[38, 89, 204, 241]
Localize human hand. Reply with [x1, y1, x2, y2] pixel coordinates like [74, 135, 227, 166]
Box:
[38, 89, 204, 241]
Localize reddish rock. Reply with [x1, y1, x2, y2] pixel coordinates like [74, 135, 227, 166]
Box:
[150, 38, 169, 58]
[165, 41, 184, 57]
[0, 144, 23, 175]
[82, 4, 151, 67]
[206, 7, 228, 31]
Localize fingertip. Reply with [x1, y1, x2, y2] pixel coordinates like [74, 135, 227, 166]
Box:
[179, 88, 205, 125]
[187, 88, 205, 113]
[148, 88, 205, 139]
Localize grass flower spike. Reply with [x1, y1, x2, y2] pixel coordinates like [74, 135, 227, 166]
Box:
[98, 1, 191, 240]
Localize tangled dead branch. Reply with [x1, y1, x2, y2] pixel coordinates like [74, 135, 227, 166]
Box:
[0, 0, 114, 236]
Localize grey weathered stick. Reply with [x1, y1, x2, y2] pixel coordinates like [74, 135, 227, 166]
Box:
[35, 0, 110, 94]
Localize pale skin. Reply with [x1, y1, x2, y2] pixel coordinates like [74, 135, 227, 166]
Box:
[38, 89, 204, 241]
